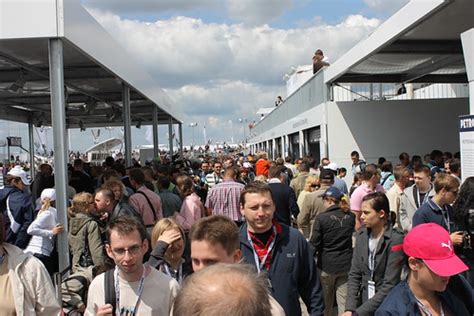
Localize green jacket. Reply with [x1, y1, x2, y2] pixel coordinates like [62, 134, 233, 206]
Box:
[68, 213, 108, 272]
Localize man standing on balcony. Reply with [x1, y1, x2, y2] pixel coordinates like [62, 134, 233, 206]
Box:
[313, 49, 330, 74]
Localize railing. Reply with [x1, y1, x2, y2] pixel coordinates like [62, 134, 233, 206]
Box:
[250, 70, 327, 136]
[332, 83, 469, 102]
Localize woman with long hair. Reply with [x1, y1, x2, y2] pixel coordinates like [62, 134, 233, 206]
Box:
[25, 188, 64, 275]
[175, 175, 205, 232]
[68, 192, 109, 272]
[453, 176, 474, 286]
[342, 192, 404, 316]
[311, 187, 355, 316]
[147, 218, 192, 284]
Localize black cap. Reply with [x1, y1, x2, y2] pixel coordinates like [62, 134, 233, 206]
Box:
[320, 169, 334, 181]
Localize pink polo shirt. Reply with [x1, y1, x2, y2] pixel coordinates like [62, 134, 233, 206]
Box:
[350, 183, 385, 212]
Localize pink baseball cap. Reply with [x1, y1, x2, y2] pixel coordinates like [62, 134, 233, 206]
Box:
[402, 223, 468, 277]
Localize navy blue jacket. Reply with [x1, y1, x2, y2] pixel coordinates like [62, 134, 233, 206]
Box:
[268, 181, 299, 226]
[0, 186, 34, 248]
[375, 280, 471, 315]
[240, 222, 324, 316]
[413, 199, 454, 232]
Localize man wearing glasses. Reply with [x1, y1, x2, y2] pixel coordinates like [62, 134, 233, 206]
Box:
[413, 173, 464, 246]
[85, 216, 179, 316]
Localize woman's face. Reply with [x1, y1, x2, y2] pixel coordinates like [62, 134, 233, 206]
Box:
[112, 185, 123, 201]
[323, 197, 334, 209]
[164, 229, 185, 258]
[360, 200, 385, 229]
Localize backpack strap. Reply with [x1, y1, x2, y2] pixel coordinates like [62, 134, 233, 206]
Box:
[136, 190, 157, 222]
[104, 269, 116, 314]
[381, 173, 392, 186]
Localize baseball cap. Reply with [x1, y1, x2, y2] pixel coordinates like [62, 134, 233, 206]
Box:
[7, 165, 31, 185]
[402, 223, 468, 277]
[320, 186, 343, 201]
[243, 162, 252, 169]
[40, 188, 56, 202]
[323, 162, 338, 172]
[319, 169, 334, 181]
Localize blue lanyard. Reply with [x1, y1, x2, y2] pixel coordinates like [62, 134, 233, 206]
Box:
[114, 266, 147, 316]
[163, 262, 183, 285]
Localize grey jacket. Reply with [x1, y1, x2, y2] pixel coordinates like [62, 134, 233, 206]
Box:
[399, 184, 435, 232]
[345, 226, 404, 316]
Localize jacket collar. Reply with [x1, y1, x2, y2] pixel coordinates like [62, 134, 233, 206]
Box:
[240, 221, 287, 248]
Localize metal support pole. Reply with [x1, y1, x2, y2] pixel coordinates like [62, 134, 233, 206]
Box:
[168, 118, 174, 157]
[122, 84, 132, 167]
[152, 105, 159, 159]
[299, 130, 304, 158]
[178, 123, 183, 158]
[48, 38, 70, 273]
[281, 136, 285, 159]
[28, 120, 35, 178]
[272, 138, 277, 159]
[461, 29, 474, 114]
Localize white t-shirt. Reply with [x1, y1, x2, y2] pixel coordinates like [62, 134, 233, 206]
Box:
[85, 267, 180, 316]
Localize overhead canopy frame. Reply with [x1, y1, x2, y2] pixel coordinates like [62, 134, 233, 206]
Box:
[325, 0, 473, 84]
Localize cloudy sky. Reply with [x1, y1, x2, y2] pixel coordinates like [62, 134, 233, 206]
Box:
[1, 0, 409, 154]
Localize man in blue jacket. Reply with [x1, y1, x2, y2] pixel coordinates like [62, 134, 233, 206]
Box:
[0, 165, 34, 249]
[239, 181, 324, 316]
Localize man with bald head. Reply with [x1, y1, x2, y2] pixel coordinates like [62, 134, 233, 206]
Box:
[173, 263, 272, 316]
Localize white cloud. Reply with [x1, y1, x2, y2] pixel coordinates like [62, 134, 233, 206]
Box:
[227, 0, 292, 26]
[79, 9, 381, 146]
[82, 0, 220, 15]
[88, 9, 380, 88]
[363, 0, 409, 15]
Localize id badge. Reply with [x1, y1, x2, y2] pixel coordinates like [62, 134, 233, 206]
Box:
[368, 280, 375, 299]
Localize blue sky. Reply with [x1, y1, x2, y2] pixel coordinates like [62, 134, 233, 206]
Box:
[1, 0, 409, 156]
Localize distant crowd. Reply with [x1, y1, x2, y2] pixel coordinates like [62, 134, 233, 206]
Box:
[0, 148, 472, 315]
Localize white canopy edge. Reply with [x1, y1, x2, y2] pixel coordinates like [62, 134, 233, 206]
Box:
[324, 0, 447, 84]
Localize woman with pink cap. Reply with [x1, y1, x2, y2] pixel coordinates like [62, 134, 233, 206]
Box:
[376, 223, 471, 315]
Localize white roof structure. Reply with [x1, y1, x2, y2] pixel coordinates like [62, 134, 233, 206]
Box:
[325, 0, 472, 85]
[85, 137, 123, 153]
[0, 0, 182, 128]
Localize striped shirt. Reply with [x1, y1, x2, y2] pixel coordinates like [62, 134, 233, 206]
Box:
[205, 179, 245, 222]
[205, 172, 222, 189]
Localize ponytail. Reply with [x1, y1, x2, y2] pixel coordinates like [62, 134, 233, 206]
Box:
[340, 195, 350, 212]
[39, 198, 51, 214]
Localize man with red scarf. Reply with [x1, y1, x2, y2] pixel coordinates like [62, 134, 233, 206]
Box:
[239, 182, 324, 316]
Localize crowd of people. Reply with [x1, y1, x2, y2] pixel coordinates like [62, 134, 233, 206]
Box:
[0, 147, 472, 315]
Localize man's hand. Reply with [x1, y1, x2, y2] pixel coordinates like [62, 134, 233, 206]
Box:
[450, 231, 464, 246]
[341, 312, 353, 316]
[96, 304, 113, 316]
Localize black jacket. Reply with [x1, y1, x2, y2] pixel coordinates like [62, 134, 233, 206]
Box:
[240, 222, 324, 316]
[310, 205, 355, 274]
[268, 181, 299, 226]
[345, 226, 404, 315]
